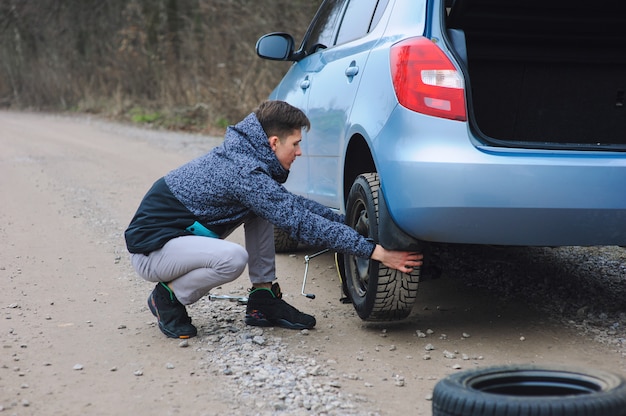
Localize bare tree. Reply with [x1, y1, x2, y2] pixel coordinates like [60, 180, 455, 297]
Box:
[0, 0, 322, 129]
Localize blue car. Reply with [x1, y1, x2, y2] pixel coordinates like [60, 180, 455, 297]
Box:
[256, 0, 626, 321]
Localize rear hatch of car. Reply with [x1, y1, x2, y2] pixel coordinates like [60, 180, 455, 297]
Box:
[445, 0, 626, 151]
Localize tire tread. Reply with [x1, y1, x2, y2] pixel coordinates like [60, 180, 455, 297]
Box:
[361, 173, 419, 321]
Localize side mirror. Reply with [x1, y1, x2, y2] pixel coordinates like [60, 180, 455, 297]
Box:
[256, 33, 297, 61]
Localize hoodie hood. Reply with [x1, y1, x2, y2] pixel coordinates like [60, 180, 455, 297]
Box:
[224, 113, 289, 184]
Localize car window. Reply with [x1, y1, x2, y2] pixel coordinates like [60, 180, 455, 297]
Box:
[335, 0, 381, 45]
[303, 0, 348, 54]
[370, 0, 390, 31]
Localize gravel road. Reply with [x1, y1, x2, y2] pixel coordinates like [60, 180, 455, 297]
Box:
[1, 111, 625, 416]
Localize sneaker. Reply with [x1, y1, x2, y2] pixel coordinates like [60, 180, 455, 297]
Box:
[147, 282, 197, 339]
[245, 283, 316, 330]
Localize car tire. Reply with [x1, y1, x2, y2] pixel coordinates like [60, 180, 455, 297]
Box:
[273, 227, 299, 253]
[432, 364, 626, 416]
[344, 173, 419, 321]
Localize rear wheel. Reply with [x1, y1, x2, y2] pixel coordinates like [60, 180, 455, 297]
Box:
[344, 173, 419, 321]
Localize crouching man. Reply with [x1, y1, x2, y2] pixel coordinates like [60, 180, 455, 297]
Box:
[124, 100, 422, 338]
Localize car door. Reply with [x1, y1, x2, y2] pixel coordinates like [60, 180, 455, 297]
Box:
[269, 62, 314, 198]
[272, 0, 349, 199]
[302, 0, 384, 209]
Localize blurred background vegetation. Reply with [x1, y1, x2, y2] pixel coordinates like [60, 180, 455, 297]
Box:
[0, 0, 322, 133]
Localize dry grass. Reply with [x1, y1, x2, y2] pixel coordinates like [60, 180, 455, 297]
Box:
[0, 0, 322, 131]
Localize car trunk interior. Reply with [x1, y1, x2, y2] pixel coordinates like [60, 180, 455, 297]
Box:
[446, 0, 626, 149]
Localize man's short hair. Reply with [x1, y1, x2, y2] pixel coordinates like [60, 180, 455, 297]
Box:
[254, 100, 310, 140]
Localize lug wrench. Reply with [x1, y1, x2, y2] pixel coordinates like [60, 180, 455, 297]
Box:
[208, 248, 330, 303]
[208, 294, 248, 304]
[301, 248, 329, 299]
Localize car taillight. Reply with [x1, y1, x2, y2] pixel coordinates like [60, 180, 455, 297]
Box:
[390, 37, 466, 121]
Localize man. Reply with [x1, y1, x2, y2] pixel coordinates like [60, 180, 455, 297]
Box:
[125, 100, 422, 339]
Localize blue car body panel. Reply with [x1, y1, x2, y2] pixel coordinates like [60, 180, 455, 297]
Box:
[375, 107, 626, 245]
[263, 0, 626, 247]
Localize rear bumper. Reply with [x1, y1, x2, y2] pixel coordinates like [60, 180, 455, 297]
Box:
[374, 108, 626, 246]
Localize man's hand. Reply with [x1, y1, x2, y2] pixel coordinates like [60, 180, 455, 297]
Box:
[370, 244, 423, 274]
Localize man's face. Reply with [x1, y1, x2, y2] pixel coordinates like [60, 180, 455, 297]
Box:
[269, 129, 302, 171]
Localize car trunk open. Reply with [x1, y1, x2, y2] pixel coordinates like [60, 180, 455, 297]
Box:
[446, 0, 626, 150]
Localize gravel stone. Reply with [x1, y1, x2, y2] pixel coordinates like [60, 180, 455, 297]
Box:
[187, 299, 378, 415]
[442, 350, 456, 359]
[427, 244, 626, 347]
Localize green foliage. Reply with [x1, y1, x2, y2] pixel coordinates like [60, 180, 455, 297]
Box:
[130, 108, 163, 124]
[215, 117, 230, 129]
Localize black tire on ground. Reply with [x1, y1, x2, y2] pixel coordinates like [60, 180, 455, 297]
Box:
[432, 364, 626, 416]
[344, 173, 419, 321]
[273, 227, 299, 253]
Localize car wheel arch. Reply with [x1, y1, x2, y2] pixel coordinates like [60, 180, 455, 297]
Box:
[342, 133, 421, 251]
[343, 133, 376, 206]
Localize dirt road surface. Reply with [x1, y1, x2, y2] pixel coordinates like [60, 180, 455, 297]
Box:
[1, 111, 625, 415]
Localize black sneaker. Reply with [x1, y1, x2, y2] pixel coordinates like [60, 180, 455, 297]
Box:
[147, 283, 197, 339]
[245, 283, 316, 330]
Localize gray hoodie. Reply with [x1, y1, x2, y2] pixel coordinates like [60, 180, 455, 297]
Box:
[125, 112, 375, 258]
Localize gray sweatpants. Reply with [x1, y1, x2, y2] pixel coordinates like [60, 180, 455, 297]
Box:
[130, 216, 276, 305]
